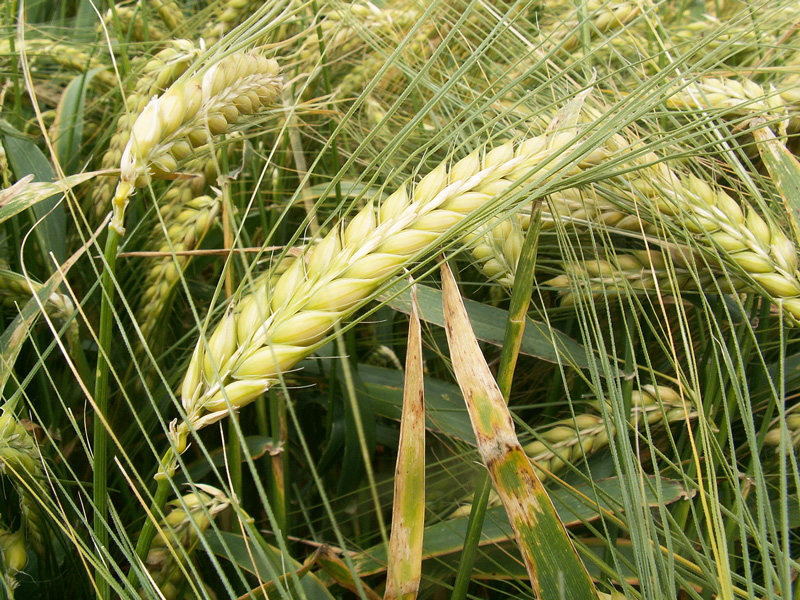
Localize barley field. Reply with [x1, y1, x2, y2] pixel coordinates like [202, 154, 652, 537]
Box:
[1, 0, 799, 598]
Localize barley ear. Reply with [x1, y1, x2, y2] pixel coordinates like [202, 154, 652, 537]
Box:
[111, 51, 282, 233]
[169, 115, 591, 474]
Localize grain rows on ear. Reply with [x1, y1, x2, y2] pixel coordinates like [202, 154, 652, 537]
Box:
[90, 40, 202, 224]
[136, 188, 221, 360]
[467, 139, 800, 321]
[0, 413, 49, 558]
[169, 123, 588, 456]
[111, 50, 282, 232]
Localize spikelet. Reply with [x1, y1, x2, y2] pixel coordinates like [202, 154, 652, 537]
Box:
[299, 1, 419, 65]
[466, 129, 656, 288]
[670, 15, 762, 63]
[763, 413, 800, 453]
[112, 50, 282, 233]
[91, 40, 202, 223]
[0, 527, 26, 598]
[509, 156, 800, 320]
[0, 413, 49, 556]
[202, 0, 265, 47]
[167, 119, 587, 469]
[0, 39, 118, 89]
[150, 0, 186, 32]
[467, 186, 646, 288]
[545, 249, 725, 307]
[666, 75, 789, 149]
[660, 175, 800, 318]
[101, 5, 168, 42]
[0, 268, 75, 322]
[525, 385, 691, 480]
[140, 485, 230, 600]
[556, 0, 641, 52]
[137, 189, 221, 357]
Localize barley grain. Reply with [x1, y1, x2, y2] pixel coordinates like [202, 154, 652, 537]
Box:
[556, 0, 641, 52]
[546, 249, 725, 307]
[202, 0, 264, 47]
[451, 384, 693, 517]
[0, 413, 48, 556]
[150, 0, 186, 32]
[0, 268, 75, 322]
[763, 413, 800, 452]
[137, 191, 221, 355]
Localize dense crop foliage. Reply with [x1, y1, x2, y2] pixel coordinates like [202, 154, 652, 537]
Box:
[1, 1, 799, 599]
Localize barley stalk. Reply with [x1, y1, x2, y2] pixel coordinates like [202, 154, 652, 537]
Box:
[140, 485, 230, 599]
[168, 124, 587, 469]
[111, 50, 282, 233]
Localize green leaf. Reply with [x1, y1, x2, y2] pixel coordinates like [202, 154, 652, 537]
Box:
[54, 69, 105, 174]
[751, 120, 800, 244]
[352, 476, 691, 577]
[441, 260, 597, 599]
[380, 282, 591, 370]
[360, 364, 476, 445]
[1, 120, 66, 267]
[207, 529, 334, 600]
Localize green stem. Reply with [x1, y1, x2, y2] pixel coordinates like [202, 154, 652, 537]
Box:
[127, 456, 172, 589]
[451, 204, 542, 600]
[450, 473, 493, 599]
[93, 227, 120, 600]
[269, 388, 287, 543]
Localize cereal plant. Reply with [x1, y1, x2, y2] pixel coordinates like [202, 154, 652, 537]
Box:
[1, 1, 799, 599]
